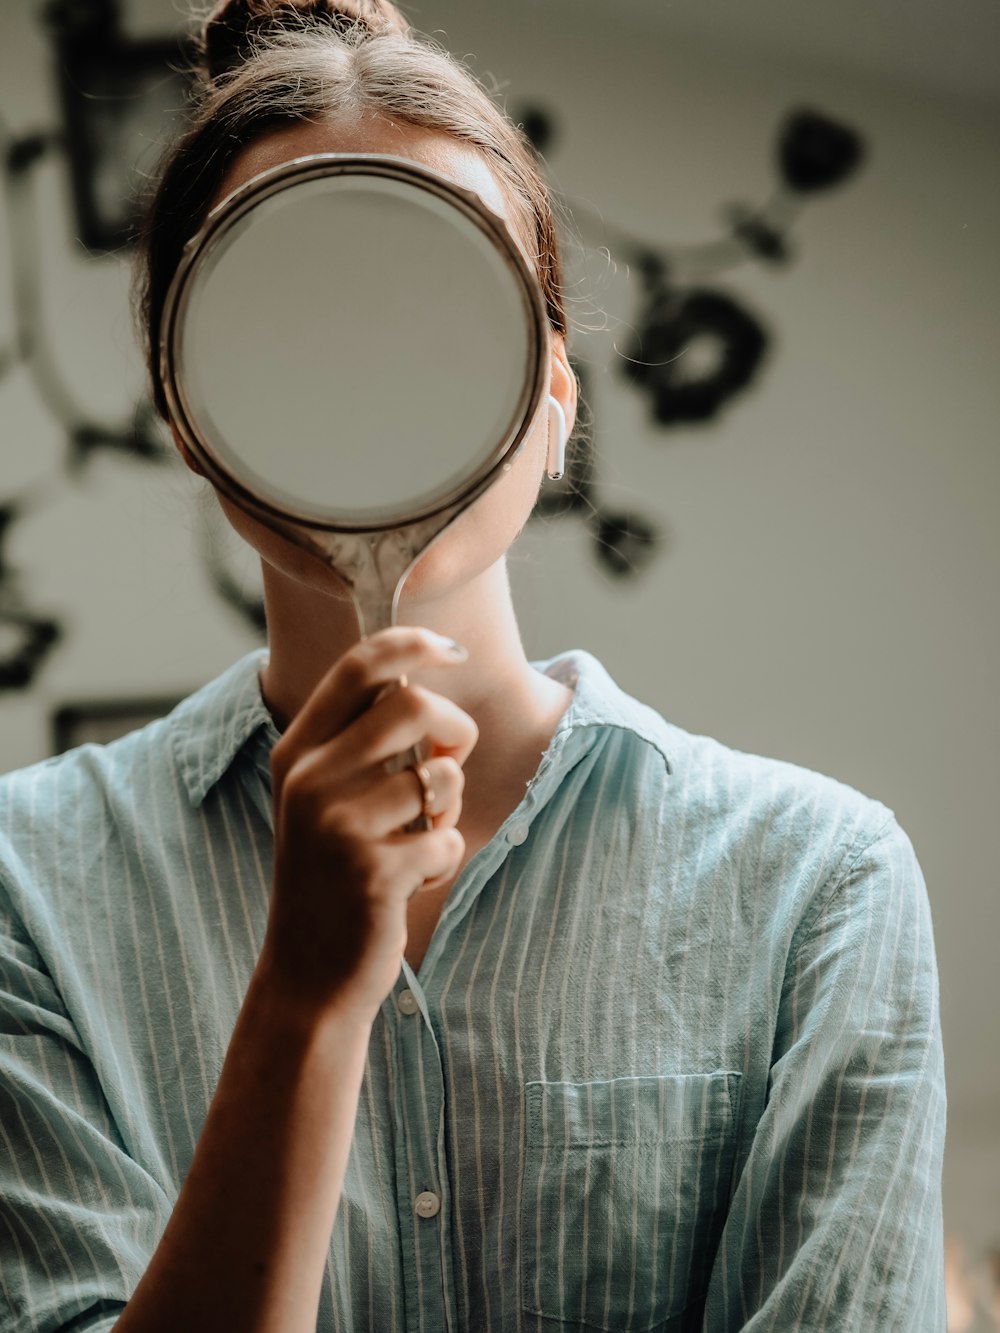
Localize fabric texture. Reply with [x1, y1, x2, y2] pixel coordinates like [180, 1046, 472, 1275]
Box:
[0, 648, 946, 1332]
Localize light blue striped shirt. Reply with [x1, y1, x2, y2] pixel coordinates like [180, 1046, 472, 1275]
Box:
[0, 648, 945, 1332]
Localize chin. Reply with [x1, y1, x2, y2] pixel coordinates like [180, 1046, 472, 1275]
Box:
[400, 478, 536, 603]
[397, 536, 500, 606]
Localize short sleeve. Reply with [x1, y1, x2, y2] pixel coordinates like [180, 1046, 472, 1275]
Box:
[702, 816, 947, 1330]
[0, 885, 170, 1333]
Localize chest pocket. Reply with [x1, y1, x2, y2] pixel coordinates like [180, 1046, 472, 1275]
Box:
[519, 1072, 740, 1331]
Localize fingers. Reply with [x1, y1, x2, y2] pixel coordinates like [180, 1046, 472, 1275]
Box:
[341, 684, 478, 769]
[336, 756, 465, 840]
[383, 826, 466, 898]
[276, 627, 469, 767]
[283, 683, 476, 809]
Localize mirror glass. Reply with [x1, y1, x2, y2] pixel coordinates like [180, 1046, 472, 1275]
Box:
[165, 157, 546, 531]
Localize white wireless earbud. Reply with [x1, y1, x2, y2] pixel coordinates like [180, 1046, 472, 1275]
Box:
[546, 394, 567, 481]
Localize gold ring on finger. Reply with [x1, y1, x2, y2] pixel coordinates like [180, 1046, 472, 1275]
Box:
[410, 762, 436, 821]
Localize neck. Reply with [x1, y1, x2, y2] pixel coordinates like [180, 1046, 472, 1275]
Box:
[258, 556, 573, 839]
[260, 556, 536, 720]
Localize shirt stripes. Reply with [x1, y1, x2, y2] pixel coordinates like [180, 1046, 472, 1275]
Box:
[0, 648, 946, 1331]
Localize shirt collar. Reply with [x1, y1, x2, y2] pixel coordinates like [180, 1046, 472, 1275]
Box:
[171, 646, 672, 809]
[535, 649, 673, 777]
[171, 649, 275, 807]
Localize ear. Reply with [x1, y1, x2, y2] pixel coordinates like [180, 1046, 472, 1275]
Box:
[549, 334, 578, 440]
[546, 335, 578, 478]
[168, 423, 206, 478]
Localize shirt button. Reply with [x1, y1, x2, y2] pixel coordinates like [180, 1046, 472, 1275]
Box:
[506, 821, 529, 846]
[396, 988, 419, 1016]
[414, 1190, 441, 1219]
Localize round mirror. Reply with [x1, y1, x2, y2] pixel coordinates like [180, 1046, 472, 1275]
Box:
[161, 152, 549, 534]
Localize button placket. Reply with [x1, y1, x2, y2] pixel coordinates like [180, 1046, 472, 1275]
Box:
[389, 973, 455, 1330]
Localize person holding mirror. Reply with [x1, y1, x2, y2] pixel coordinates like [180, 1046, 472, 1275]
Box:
[0, 2, 945, 1330]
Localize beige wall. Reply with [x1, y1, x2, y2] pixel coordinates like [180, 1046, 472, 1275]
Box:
[1, 0, 998, 1282]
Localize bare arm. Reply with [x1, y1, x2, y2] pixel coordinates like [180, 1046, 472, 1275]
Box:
[113, 627, 476, 1333]
[113, 964, 372, 1333]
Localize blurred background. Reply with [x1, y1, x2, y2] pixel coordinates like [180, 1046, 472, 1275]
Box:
[0, 0, 997, 1324]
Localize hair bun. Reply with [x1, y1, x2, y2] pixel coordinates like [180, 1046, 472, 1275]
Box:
[200, 0, 410, 80]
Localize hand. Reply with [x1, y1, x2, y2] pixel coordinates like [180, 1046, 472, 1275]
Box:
[257, 627, 477, 1024]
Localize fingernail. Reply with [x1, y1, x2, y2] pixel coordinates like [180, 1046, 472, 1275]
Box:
[429, 632, 468, 660]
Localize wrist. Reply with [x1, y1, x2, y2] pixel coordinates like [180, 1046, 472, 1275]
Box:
[250, 944, 383, 1037]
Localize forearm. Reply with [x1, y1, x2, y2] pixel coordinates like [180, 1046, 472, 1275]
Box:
[114, 956, 373, 1333]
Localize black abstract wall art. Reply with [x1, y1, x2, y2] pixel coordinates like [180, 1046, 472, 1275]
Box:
[0, 3, 867, 690]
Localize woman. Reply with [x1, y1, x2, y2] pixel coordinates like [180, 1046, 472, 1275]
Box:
[0, 2, 946, 1330]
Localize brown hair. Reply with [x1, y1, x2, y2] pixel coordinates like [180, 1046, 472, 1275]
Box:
[136, 0, 571, 419]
